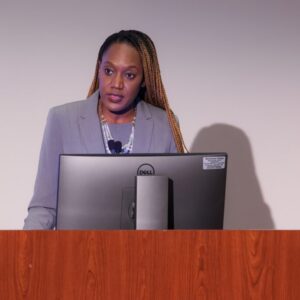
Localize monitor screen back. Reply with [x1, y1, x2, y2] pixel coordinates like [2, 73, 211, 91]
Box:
[56, 153, 227, 230]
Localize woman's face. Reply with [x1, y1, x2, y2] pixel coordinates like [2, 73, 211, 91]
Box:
[98, 42, 144, 117]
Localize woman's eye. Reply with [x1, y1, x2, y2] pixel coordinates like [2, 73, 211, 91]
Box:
[126, 73, 136, 80]
[104, 68, 113, 76]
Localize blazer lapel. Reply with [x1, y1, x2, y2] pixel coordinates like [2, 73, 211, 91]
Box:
[78, 91, 105, 154]
[133, 101, 153, 153]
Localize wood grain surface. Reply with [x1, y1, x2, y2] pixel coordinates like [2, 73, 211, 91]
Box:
[0, 231, 299, 299]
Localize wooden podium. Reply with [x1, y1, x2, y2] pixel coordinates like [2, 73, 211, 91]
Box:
[0, 231, 300, 299]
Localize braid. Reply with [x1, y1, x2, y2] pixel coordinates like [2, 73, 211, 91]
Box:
[88, 30, 188, 153]
[87, 61, 99, 97]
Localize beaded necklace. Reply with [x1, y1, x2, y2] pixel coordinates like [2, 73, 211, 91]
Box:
[99, 106, 136, 154]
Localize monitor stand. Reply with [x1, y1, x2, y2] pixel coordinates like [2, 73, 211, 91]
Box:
[135, 175, 169, 230]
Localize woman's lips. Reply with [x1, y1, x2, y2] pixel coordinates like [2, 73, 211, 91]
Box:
[107, 93, 124, 102]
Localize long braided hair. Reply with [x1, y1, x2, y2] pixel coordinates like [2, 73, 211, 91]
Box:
[88, 30, 186, 153]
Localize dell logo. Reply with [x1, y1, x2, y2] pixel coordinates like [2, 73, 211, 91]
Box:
[137, 164, 155, 176]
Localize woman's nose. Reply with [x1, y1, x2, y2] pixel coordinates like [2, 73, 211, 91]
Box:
[111, 74, 124, 89]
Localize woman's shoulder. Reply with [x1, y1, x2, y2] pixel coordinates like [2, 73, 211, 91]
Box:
[137, 100, 168, 120]
[138, 100, 179, 124]
[50, 98, 86, 113]
[49, 93, 98, 118]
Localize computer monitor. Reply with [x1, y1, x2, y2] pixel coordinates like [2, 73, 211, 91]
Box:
[56, 153, 227, 230]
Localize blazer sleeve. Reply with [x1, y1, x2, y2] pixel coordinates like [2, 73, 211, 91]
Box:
[169, 114, 180, 153]
[169, 136, 177, 153]
[24, 107, 62, 229]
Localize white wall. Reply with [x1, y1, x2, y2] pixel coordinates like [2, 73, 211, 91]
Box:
[0, 0, 299, 229]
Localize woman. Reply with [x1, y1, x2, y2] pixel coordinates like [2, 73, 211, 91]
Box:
[24, 30, 185, 229]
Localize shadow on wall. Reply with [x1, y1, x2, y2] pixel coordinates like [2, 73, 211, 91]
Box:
[190, 123, 275, 229]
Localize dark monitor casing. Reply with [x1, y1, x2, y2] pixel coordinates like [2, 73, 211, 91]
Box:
[56, 153, 227, 230]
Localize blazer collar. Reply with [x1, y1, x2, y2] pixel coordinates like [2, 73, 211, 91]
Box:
[78, 90, 105, 153]
[78, 90, 154, 154]
[133, 100, 153, 153]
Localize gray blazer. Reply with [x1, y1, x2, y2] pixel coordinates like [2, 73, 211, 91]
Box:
[24, 91, 176, 228]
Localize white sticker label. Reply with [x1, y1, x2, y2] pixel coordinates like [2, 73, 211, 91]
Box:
[203, 157, 226, 170]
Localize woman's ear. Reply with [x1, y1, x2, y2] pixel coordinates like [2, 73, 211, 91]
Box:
[138, 81, 146, 99]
